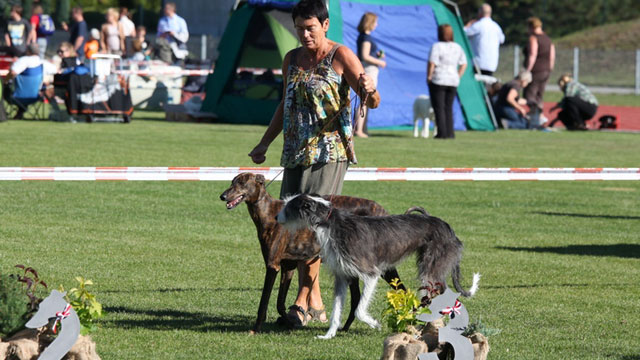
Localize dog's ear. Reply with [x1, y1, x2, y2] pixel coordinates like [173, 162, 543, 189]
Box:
[255, 174, 265, 184]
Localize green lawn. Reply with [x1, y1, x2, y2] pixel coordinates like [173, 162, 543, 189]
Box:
[1, 115, 639, 359]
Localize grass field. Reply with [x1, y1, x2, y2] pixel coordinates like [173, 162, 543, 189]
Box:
[1, 114, 639, 359]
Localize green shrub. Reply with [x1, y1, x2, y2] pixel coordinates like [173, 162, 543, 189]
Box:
[0, 274, 29, 338]
[381, 278, 431, 333]
[59, 277, 103, 335]
[462, 317, 501, 338]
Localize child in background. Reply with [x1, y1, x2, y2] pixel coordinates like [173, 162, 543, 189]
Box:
[84, 28, 100, 59]
[135, 25, 152, 59]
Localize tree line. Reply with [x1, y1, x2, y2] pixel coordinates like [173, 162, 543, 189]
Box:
[457, 0, 640, 45]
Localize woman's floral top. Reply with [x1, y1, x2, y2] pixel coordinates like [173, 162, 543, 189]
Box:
[280, 44, 357, 168]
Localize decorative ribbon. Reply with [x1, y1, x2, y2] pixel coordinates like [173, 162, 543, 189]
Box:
[439, 299, 462, 319]
[52, 304, 72, 334]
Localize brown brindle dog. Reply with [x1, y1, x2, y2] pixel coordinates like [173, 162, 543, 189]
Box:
[220, 172, 404, 334]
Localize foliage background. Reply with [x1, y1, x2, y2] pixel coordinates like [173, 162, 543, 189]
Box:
[441, 0, 640, 47]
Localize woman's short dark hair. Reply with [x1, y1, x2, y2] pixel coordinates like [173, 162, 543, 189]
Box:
[437, 24, 454, 42]
[11, 5, 23, 16]
[292, 0, 328, 24]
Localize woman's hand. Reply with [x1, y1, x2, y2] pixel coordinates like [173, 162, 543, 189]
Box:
[248, 144, 268, 164]
[358, 73, 376, 94]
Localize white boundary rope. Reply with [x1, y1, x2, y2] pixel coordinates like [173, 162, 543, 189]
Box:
[0, 167, 638, 181]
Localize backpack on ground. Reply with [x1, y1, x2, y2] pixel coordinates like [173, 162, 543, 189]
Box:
[37, 14, 55, 36]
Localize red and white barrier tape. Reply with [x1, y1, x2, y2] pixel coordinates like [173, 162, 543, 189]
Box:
[0, 167, 638, 181]
[1, 69, 211, 77]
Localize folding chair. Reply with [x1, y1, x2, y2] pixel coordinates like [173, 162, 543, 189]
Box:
[3, 64, 46, 120]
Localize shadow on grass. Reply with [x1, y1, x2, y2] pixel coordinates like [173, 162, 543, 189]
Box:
[617, 356, 640, 360]
[104, 305, 257, 333]
[102, 287, 261, 294]
[497, 244, 640, 259]
[103, 302, 381, 335]
[533, 211, 640, 220]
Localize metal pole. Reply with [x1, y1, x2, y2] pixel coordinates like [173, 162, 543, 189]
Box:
[573, 47, 580, 82]
[201, 34, 207, 60]
[514, 45, 520, 78]
[636, 49, 640, 95]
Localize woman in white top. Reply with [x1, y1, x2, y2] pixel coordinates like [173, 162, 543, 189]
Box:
[119, 7, 136, 57]
[427, 24, 467, 139]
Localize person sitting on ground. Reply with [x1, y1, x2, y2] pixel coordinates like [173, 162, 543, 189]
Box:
[4, 5, 32, 57]
[548, 74, 598, 130]
[492, 70, 532, 129]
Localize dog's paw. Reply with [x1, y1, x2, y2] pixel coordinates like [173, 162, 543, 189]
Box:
[316, 331, 337, 340]
[365, 319, 381, 330]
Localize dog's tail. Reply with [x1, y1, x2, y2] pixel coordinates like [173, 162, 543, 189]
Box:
[404, 206, 430, 216]
[452, 263, 480, 297]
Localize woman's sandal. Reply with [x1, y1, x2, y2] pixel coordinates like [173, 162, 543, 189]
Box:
[286, 305, 308, 328]
[306, 306, 328, 323]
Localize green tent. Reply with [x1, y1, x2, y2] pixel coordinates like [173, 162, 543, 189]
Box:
[202, 0, 495, 131]
[200, 2, 299, 124]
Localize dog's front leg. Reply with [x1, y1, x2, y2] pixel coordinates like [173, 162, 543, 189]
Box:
[252, 266, 278, 334]
[355, 275, 381, 330]
[317, 275, 348, 340]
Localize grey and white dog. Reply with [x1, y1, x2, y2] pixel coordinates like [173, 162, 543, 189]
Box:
[277, 194, 480, 339]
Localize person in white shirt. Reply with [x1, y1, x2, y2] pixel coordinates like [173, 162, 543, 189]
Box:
[119, 7, 136, 58]
[427, 24, 467, 139]
[464, 3, 504, 76]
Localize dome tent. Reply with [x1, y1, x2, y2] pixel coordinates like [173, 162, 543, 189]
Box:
[201, 0, 495, 131]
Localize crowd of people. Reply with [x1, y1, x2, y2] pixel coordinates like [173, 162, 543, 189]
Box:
[0, 2, 191, 120]
[465, 6, 597, 131]
[1, 2, 190, 77]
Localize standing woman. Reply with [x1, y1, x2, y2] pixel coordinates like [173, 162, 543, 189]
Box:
[248, 0, 379, 328]
[427, 24, 467, 139]
[354, 12, 386, 138]
[523, 17, 555, 126]
[101, 8, 125, 55]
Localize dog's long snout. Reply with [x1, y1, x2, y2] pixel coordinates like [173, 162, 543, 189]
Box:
[219, 192, 227, 201]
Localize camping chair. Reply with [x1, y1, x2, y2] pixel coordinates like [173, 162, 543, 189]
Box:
[3, 64, 46, 120]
